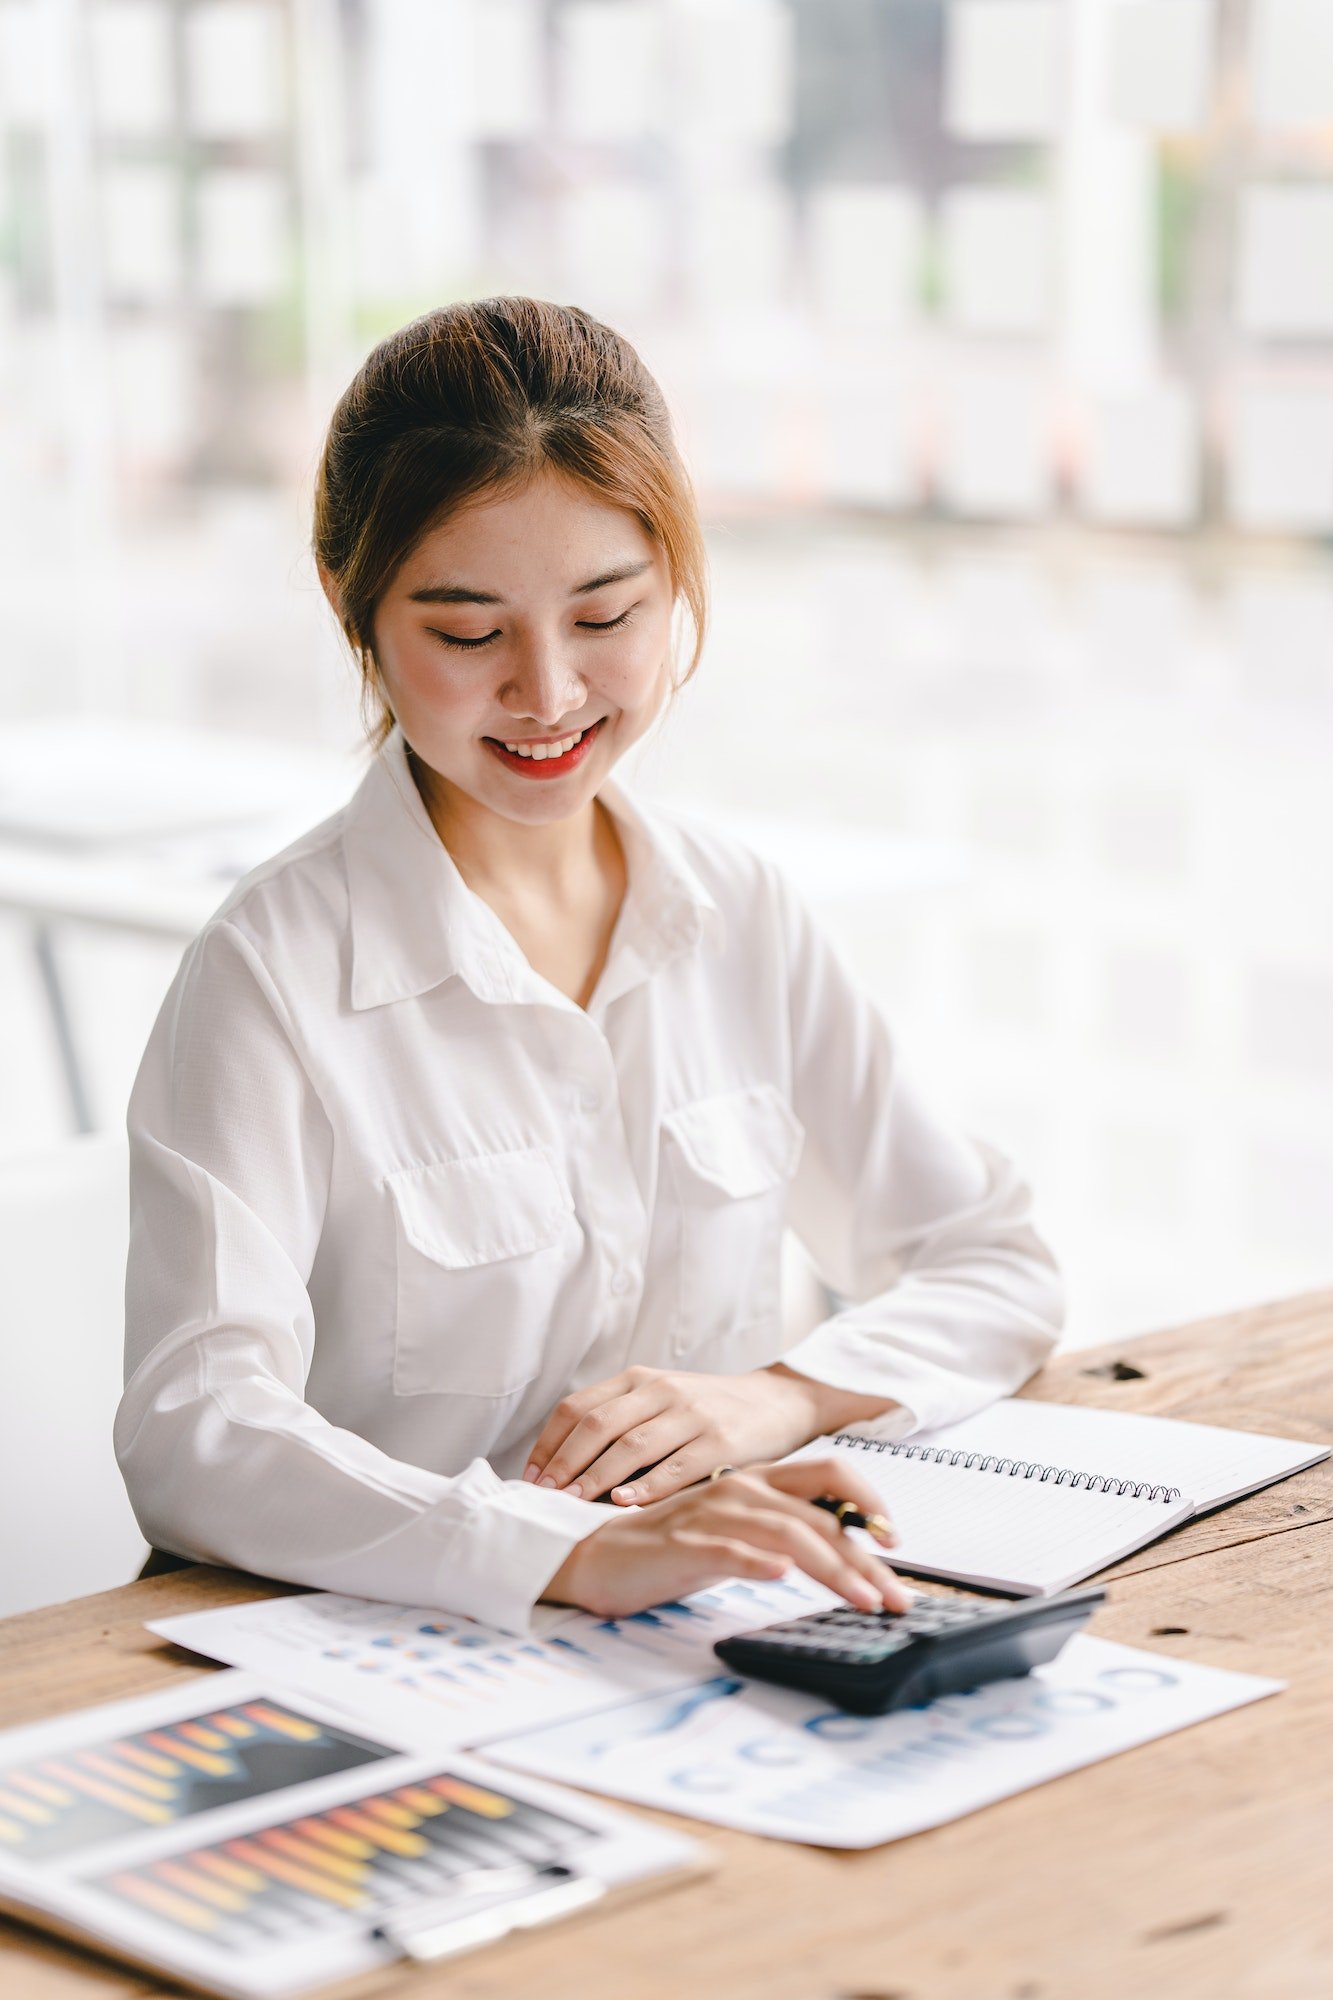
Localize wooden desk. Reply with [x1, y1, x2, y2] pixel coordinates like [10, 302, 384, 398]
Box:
[4, 1292, 1332, 2000]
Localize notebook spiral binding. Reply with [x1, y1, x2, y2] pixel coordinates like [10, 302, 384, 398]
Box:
[832, 1433, 1183, 1505]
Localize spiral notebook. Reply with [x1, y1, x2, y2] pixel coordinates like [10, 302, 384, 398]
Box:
[802, 1399, 1328, 1596]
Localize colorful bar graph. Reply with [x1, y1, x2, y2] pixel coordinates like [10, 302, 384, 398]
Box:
[1, 1700, 390, 1863]
[145, 1732, 233, 1776]
[242, 1704, 322, 1741]
[78, 1750, 176, 1800]
[92, 1770, 598, 1956]
[107, 1869, 220, 1932]
[208, 1713, 257, 1740]
[327, 1805, 427, 1858]
[178, 1721, 231, 1750]
[44, 1759, 173, 1825]
[428, 1776, 514, 1818]
[8, 1771, 73, 1807]
[0, 1787, 52, 1826]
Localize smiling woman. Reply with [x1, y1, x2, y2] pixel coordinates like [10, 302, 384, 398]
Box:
[116, 298, 1064, 1632]
[312, 298, 707, 753]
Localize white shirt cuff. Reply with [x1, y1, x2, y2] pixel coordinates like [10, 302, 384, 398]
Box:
[431, 1464, 609, 1635]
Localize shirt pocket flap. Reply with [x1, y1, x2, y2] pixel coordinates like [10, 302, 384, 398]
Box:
[388, 1149, 573, 1268]
[663, 1084, 804, 1201]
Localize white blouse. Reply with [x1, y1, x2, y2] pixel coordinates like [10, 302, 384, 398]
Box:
[117, 729, 1063, 1634]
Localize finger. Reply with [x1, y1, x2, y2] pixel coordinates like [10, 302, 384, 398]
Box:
[535, 1389, 669, 1494]
[607, 1437, 723, 1507]
[743, 1477, 912, 1607]
[522, 1374, 639, 1482]
[576, 1415, 704, 1504]
[756, 1455, 900, 1542]
[711, 1483, 913, 1611]
[709, 1504, 894, 1611]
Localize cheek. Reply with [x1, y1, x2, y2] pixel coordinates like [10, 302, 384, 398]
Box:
[603, 620, 673, 707]
[389, 639, 479, 717]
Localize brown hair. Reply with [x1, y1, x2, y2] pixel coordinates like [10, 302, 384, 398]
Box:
[313, 297, 708, 748]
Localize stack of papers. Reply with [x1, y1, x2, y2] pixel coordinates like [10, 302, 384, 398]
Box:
[150, 1578, 1282, 1849]
[0, 1672, 702, 2000]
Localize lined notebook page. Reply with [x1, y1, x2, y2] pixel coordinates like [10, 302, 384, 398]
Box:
[833, 1448, 1194, 1596]
[897, 1399, 1328, 1511]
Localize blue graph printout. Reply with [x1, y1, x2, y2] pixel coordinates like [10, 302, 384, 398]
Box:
[482, 1635, 1282, 1847]
[148, 1570, 844, 1749]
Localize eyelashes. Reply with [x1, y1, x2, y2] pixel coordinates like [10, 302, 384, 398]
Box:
[433, 632, 496, 652]
[581, 608, 636, 634]
[429, 608, 638, 653]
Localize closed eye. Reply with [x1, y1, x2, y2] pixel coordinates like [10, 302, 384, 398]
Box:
[578, 607, 637, 633]
[428, 606, 638, 653]
[430, 629, 499, 651]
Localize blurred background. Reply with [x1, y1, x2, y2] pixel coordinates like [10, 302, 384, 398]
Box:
[1, 0, 1331, 1611]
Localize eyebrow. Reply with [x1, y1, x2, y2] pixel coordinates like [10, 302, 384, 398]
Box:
[407, 559, 652, 607]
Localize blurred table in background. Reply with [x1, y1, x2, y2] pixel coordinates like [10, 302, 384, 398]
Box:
[0, 718, 360, 1132]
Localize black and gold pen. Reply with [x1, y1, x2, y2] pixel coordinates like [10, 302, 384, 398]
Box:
[810, 1495, 895, 1541]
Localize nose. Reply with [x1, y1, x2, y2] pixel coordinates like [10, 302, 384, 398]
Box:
[499, 639, 588, 729]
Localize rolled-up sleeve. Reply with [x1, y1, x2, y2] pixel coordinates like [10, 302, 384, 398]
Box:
[771, 871, 1064, 1437]
[116, 920, 603, 1634]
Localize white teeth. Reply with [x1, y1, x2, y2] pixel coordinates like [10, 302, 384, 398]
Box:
[502, 727, 587, 760]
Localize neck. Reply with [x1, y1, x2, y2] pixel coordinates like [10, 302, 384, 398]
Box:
[409, 750, 614, 907]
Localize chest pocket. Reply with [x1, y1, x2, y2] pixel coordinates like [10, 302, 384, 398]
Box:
[661, 1083, 804, 1358]
[387, 1148, 581, 1398]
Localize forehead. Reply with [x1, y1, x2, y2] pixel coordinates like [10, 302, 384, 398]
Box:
[397, 473, 661, 591]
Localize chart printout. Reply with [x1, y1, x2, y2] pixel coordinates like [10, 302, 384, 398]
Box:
[483, 1636, 1282, 1847]
[149, 1572, 845, 1747]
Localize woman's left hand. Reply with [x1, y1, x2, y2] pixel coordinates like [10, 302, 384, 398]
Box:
[522, 1363, 881, 1505]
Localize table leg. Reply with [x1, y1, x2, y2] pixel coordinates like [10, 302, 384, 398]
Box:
[31, 920, 96, 1134]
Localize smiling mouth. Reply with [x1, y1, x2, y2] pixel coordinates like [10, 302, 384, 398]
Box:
[488, 722, 599, 761]
[482, 716, 600, 752]
[482, 717, 606, 774]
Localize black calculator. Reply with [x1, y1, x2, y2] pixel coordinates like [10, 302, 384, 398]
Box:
[713, 1585, 1106, 1715]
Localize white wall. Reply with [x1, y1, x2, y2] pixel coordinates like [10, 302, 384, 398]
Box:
[0, 1135, 146, 1616]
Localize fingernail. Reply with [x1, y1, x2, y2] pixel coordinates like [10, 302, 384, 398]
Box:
[612, 1485, 634, 1502]
[522, 1464, 539, 1483]
[539, 1475, 558, 1489]
[853, 1582, 880, 1610]
[566, 1483, 582, 1498]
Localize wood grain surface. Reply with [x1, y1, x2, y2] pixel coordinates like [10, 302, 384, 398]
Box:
[3, 1292, 1331, 2000]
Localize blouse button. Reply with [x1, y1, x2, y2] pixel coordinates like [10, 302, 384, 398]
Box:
[609, 1269, 634, 1297]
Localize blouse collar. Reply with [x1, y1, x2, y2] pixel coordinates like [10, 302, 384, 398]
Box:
[342, 728, 721, 1012]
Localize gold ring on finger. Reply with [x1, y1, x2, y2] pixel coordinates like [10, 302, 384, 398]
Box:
[708, 1464, 736, 1482]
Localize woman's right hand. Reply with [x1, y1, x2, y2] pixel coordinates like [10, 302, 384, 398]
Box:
[540, 1456, 915, 1619]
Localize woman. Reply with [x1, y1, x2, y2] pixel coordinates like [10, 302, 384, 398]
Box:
[117, 298, 1062, 1634]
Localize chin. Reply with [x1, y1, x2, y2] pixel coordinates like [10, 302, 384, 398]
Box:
[461, 762, 596, 816]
